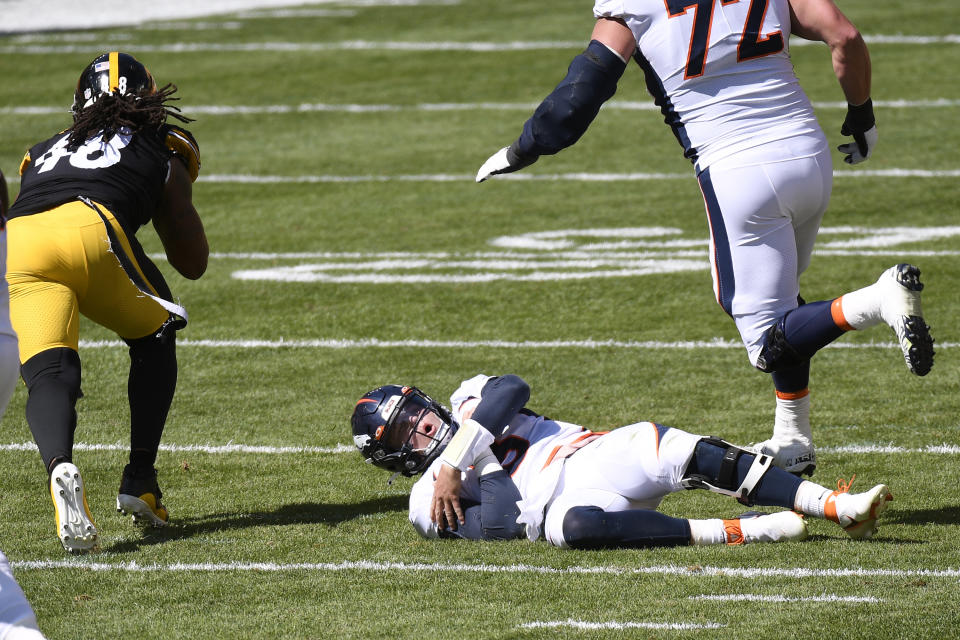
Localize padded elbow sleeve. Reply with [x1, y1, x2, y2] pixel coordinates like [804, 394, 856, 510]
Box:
[437, 470, 523, 541]
[479, 469, 524, 540]
[471, 375, 531, 435]
[514, 40, 627, 159]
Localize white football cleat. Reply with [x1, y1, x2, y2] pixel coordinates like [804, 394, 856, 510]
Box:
[824, 481, 893, 540]
[877, 264, 934, 376]
[724, 511, 808, 545]
[50, 462, 98, 554]
[749, 437, 816, 476]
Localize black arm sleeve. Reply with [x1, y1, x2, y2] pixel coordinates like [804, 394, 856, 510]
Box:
[438, 469, 524, 541]
[511, 39, 627, 161]
[471, 374, 531, 435]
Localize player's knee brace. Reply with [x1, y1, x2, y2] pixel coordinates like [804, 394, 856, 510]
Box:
[755, 316, 808, 373]
[681, 437, 774, 505]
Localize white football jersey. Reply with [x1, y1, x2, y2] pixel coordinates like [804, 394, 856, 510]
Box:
[594, 0, 822, 171]
[408, 374, 603, 539]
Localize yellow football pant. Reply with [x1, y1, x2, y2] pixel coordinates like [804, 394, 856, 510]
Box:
[6, 200, 171, 363]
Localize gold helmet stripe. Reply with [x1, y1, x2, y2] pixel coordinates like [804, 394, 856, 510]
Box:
[108, 51, 120, 92]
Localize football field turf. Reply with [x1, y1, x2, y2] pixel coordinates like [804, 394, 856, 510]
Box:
[0, 1, 958, 637]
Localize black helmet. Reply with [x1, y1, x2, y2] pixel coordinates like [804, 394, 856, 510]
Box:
[72, 51, 157, 114]
[351, 385, 453, 477]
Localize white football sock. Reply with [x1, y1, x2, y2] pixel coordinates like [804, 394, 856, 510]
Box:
[687, 519, 728, 546]
[793, 480, 831, 518]
[773, 394, 812, 443]
[835, 285, 882, 330]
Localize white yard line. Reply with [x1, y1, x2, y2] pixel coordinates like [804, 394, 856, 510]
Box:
[5, 171, 960, 183]
[11, 559, 960, 579]
[3, 35, 959, 54]
[0, 0, 365, 33]
[4, 98, 959, 116]
[690, 594, 881, 603]
[69, 338, 960, 350]
[199, 169, 960, 182]
[2, 442, 956, 455]
[520, 620, 725, 630]
[0, 441, 354, 454]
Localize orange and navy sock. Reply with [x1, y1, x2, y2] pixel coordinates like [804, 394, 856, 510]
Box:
[779, 300, 848, 358]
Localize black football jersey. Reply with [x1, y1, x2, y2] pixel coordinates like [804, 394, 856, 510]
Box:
[8, 125, 184, 236]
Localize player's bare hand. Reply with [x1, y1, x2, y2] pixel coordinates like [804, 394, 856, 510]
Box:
[430, 464, 464, 530]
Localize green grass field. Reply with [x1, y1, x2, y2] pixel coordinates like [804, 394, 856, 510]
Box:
[1, 1, 959, 638]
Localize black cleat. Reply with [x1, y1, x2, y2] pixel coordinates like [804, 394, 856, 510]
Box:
[117, 464, 168, 527]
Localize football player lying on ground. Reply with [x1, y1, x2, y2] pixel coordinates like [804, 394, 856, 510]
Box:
[352, 374, 892, 548]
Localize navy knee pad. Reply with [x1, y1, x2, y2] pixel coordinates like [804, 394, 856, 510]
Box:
[561, 505, 691, 549]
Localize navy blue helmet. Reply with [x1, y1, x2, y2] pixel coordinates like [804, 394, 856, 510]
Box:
[351, 385, 453, 477]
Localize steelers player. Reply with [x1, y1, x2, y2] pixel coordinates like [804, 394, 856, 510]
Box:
[5, 52, 208, 553]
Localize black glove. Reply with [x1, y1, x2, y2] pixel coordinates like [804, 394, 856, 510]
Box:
[838, 98, 878, 164]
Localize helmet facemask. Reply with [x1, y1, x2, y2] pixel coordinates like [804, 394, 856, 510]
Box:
[353, 386, 453, 477]
[383, 392, 452, 472]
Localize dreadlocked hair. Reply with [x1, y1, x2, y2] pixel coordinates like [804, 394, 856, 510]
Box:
[68, 83, 194, 150]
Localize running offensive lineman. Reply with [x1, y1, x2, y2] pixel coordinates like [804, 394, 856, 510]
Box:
[352, 375, 893, 548]
[475, 0, 934, 476]
[5, 52, 208, 553]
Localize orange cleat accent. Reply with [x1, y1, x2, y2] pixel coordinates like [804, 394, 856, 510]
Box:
[824, 476, 892, 540]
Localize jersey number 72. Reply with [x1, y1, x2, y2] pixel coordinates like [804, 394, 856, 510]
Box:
[665, 0, 785, 79]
